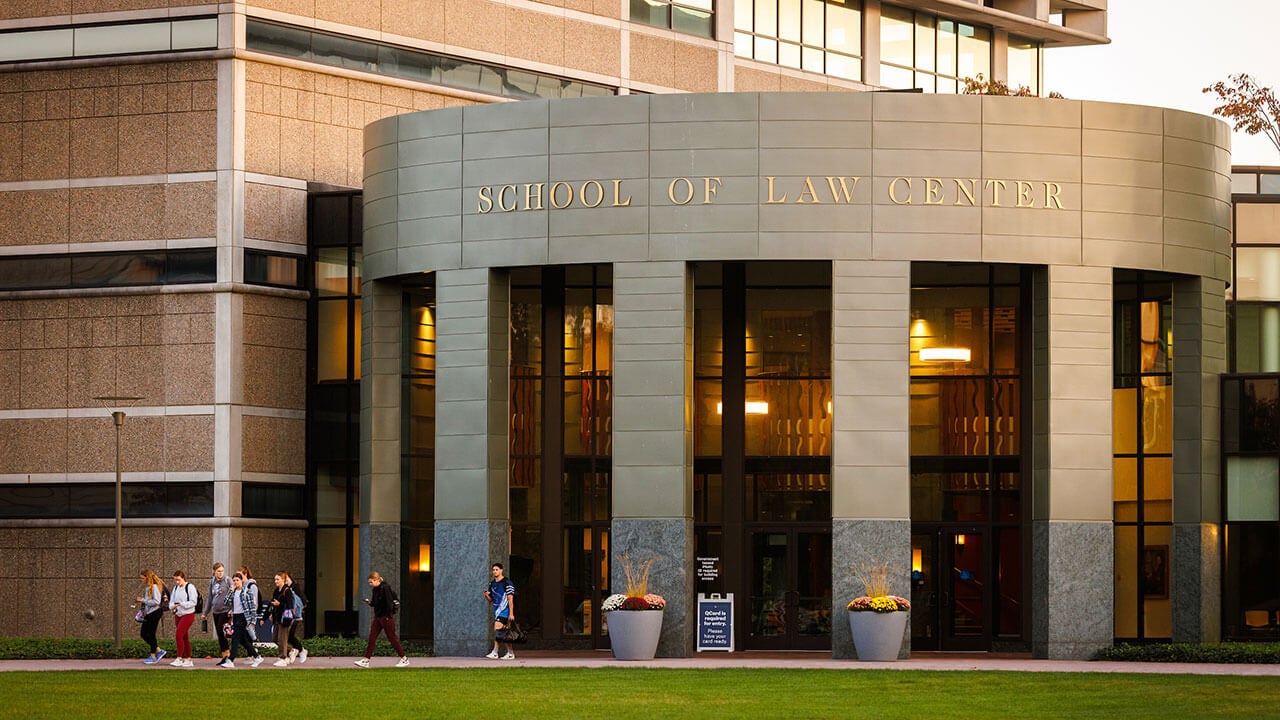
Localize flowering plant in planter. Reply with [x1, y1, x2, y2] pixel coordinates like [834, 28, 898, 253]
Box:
[603, 550, 666, 611]
[846, 561, 910, 612]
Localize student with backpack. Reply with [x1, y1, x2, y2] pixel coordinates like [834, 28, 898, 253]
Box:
[136, 569, 168, 665]
[217, 571, 264, 669]
[168, 570, 198, 667]
[204, 562, 234, 663]
[354, 571, 409, 668]
[268, 572, 301, 667]
[282, 571, 308, 663]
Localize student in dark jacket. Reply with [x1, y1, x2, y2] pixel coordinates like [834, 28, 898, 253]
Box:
[354, 571, 409, 668]
[268, 573, 299, 667]
[282, 571, 308, 663]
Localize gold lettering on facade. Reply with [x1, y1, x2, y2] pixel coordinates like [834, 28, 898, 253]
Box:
[954, 179, 977, 206]
[796, 176, 821, 204]
[1016, 180, 1034, 208]
[524, 183, 545, 211]
[765, 177, 786, 204]
[550, 181, 573, 209]
[924, 178, 944, 205]
[888, 177, 912, 205]
[612, 179, 632, 207]
[477, 185, 494, 214]
[985, 179, 1007, 207]
[497, 184, 518, 212]
[826, 176, 860, 203]
[581, 180, 605, 208]
[669, 177, 695, 205]
[1045, 181, 1063, 209]
[703, 177, 722, 205]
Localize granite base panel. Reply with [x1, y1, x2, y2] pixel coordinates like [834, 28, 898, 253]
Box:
[433, 519, 509, 657]
[1173, 522, 1221, 643]
[1032, 520, 1113, 660]
[611, 518, 693, 658]
[832, 519, 911, 660]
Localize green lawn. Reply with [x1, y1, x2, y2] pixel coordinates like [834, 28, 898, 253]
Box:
[4, 668, 1278, 719]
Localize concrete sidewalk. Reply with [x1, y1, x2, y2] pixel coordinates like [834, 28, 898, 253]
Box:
[3, 651, 1280, 676]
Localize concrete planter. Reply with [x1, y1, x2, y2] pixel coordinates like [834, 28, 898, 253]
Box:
[605, 609, 664, 660]
[847, 611, 908, 661]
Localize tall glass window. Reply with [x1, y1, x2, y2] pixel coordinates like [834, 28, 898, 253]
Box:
[307, 191, 363, 638]
[401, 280, 435, 639]
[694, 262, 832, 651]
[734, 0, 861, 81]
[510, 265, 613, 647]
[1232, 201, 1280, 373]
[1006, 36, 1041, 96]
[880, 4, 989, 94]
[909, 263, 1025, 651]
[1112, 272, 1173, 641]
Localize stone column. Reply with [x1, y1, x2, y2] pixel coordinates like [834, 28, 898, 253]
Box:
[611, 261, 694, 657]
[432, 268, 510, 656]
[1031, 265, 1114, 659]
[830, 259, 911, 659]
[1172, 275, 1224, 643]
[359, 278, 404, 636]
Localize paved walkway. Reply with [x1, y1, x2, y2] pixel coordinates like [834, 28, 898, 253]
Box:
[3, 651, 1280, 676]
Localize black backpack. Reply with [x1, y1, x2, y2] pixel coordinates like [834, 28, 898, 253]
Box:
[192, 584, 203, 615]
[160, 582, 170, 607]
[387, 585, 400, 615]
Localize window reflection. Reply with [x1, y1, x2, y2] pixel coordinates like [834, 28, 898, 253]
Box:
[880, 5, 989, 94]
[736, 0, 861, 78]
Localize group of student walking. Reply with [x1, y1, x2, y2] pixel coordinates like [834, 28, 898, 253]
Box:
[136, 562, 309, 669]
[135, 562, 514, 669]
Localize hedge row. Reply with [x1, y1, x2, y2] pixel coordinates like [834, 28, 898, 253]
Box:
[1092, 642, 1280, 664]
[0, 637, 432, 661]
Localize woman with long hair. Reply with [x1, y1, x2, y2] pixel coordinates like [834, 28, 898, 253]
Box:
[136, 569, 166, 664]
[268, 573, 297, 667]
[216, 572, 263, 669]
[168, 570, 197, 667]
[281, 571, 307, 663]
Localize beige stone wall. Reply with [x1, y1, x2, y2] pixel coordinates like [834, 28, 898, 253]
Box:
[0, 62, 217, 183]
[242, 294, 307, 409]
[245, 61, 475, 188]
[629, 32, 718, 92]
[3, 0, 208, 20]
[244, 182, 307, 247]
[0, 292, 216, 475]
[240, 527, 305, 581]
[0, 527, 214, 639]
[733, 63, 858, 93]
[242, 415, 305, 475]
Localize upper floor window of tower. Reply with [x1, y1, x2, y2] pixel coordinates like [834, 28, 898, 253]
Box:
[733, 0, 862, 81]
[880, 4, 989, 94]
[632, 0, 716, 38]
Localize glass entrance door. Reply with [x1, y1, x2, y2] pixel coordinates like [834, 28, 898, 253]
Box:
[747, 529, 831, 650]
[911, 528, 989, 650]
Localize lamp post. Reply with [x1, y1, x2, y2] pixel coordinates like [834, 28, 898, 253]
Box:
[94, 396, 142, 650]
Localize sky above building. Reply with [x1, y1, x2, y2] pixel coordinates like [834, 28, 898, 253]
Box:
[1046, 0, 1279, 167]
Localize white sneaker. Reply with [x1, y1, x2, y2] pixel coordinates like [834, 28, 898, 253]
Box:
[501, 652, 516, 660]
[396, 657, 410, 667]
[181, 659, 194, 667]
[486, 650, 500, 659]
[217, 659, 234, 669]
[354, 658, 370, 668]
[169, 658, 183, 666]
[298, 649, 308, 663]
[250, 656, 263, 668]
[273, 659, 289, 667]
[288, 648, 300, 663]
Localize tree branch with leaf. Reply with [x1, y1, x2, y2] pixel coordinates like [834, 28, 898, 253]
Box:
[1204, 73, 1280, 156]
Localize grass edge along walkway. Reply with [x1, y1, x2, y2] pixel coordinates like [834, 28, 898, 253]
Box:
[3, 666, 1280, 719]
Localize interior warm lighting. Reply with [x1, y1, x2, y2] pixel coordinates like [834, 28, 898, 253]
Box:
[912, 548, 923, 573]
[715, 402, 770, 415]
[919, 347, 971, 362]
[909, 316, 930, 339]
[955, 534, 966, 546]
[418, 543, 431, 572]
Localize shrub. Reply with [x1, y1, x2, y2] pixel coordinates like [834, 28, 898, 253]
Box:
[0, 636, 432, 661]
[1092, 642, 1280, 664]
